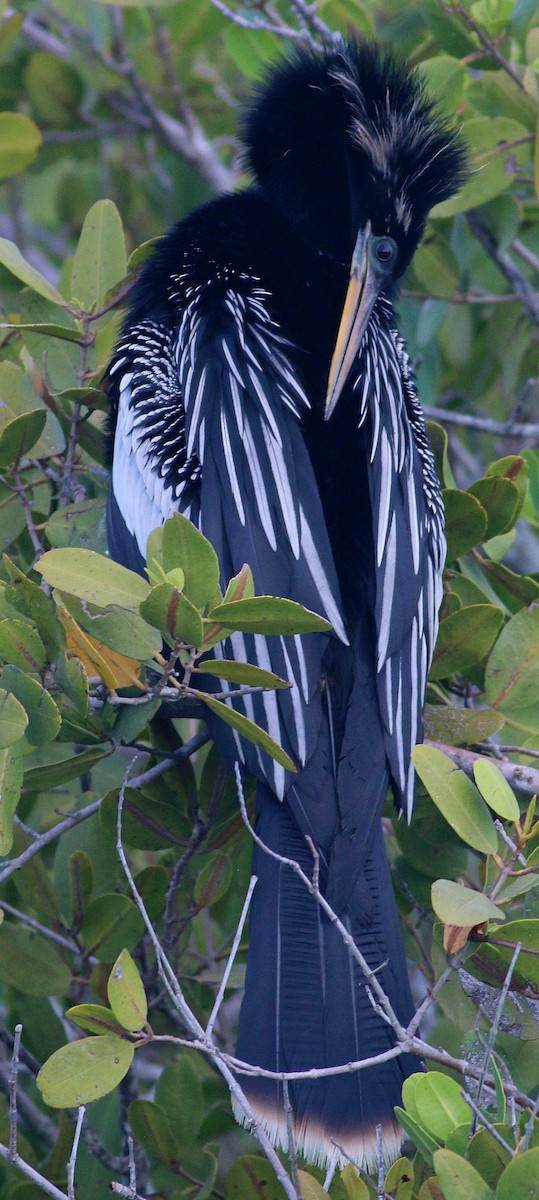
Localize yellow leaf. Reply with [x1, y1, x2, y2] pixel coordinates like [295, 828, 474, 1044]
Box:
[57, 605, 142, 689]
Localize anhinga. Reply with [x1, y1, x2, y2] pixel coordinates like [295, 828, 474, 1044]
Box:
[108, 40, 465, 1171]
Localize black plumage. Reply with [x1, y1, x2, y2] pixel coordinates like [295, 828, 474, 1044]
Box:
[107, 40, 465, 1171]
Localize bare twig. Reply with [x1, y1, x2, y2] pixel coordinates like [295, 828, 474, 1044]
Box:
[472, 942, 522, 1130]
[116, 772, 299, 1200]
[467, 213, 539, 326]
[67, 1108, 85, 1200]
[0, 798, 102, 887]
[206, 874, 257, 1040]
[9, 1025, 23, 1158]
[283, 1079, 302, 1199]
[440, 2, 526, 92]
[422, 405, 539, 441]
[426, 741, 539, 798]
[0, 1143, 70, 1200]
[462, 1091, 514, 1155]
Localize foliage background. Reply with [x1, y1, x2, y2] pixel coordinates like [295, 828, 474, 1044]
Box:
[0, 1, 538, 1199]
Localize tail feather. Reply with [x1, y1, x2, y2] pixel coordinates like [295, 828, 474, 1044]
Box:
[235, 790, 416, 1172]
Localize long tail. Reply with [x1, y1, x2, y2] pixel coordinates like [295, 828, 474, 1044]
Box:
[234, 784, 416, 1172]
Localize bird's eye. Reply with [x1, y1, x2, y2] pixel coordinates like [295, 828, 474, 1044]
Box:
[373, 237, 397, 266]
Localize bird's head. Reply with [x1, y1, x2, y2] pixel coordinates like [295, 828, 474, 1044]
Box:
[243, 39, 466, 414]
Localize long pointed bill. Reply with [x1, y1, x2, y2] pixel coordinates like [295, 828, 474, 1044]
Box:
[325, 221, 378, 420]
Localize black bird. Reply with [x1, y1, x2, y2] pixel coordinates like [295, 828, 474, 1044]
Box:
[107, 40, 464, 1172]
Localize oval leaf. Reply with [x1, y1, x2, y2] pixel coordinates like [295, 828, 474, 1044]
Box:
[207, 596, 331, 635]
[37, 1035, 134, 1108]
[161, 512, 220, 608]
[413, 1073, 472, 1141]
[496, 1147, 539, 1200]
[0, 111, 41, 179]
[196, 690, 296, 773]
[37, 548, 150, 609]
[484, 606, 539, 712]
[431, 879, 505, 928]
[430, 605, 503, 680]
[473, 759, 520, 821]
[0, 686, 28, 748]
[0, 664, 61, 745]
[443, 489, 488, 561]
[71, 199, 127, 312]
[0, 742, 23, 854]
[195, 659, 289, 689]
[108, 948, 148, 1032]
[433, 1148, 494, 1200]
[0, 236, 66, 306]
[412, 746, 498, 854]
[66, 1004, 126, 1036]
[140, 582, 203, 647]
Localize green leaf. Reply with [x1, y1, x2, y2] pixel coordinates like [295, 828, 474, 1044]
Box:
[66, 1004, 126, 1037]
[0, 924, 71, 996]
[424, 705, 504, 745]
[412, 746, 498, 854]
[430, 605, 503, 680]
[0, 618, 47, 671]
[80, 894, 145, 963]
[384, 1157, 414, 1199]
[0, 686, 28, 748]
[37, 548, 150, 609]
[0, 665, 61, 745]
[23, 746, 107, 790]
[155, 1057, 204, 1152]
[296, 1174, 328, 1200]
[420, 55, 466, 113]
[495, 1147, 539, 1199]
[443, 490, 488, 561]
[485, 919, 539, 986]
[55, 652, 89, 715]
[70, 199, 127, 312]
[0, 237, 66, 305]
[108, 949, 148, 1032]
[37, 1035, 134, 1108]
[25, 52, 84, 129]
[473, 760, 520, 821]
[468, 477, 520, 539]
[225, 1154, 286, 1200]
[128, 1099, 178, 1166]
[140, 582, 203, 647]
[413, 1073, 472, 1142]
[0, 409, 46, 466]
[471, 0, 512, 37]
[433, 1149, 494, 1200]
[465, 1125, 512, 1189]
[394, 1104, 440, 1167]
[413, 234, 460, 298]
[194, 854, 232, 909]
[100, 788, 189, 851]
[4, 567, 63, 659]
[0, 741, 24, 853]
[46, 499, 107, 553]
[161, 513, 220, 608]
[340, 1163, 371, 1199]
[197, 691, 296, 773]
[207, 596, 332, 635]
[432, 118, 530, 217]
[69, 849, 93, 923]
[58, 591, 161, 660]
[484, 606, 539, 711]
[431, 880, 505, 928]
[0, 111, 41, 179]
[195, 659, 289, 689]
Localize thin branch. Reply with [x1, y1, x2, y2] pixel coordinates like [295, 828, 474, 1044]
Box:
[467, 213, 539, 326]
[422, 405, 539, 441]
[206, 874, 257, 1040]
[462, 1091, 515, 1155]
[472, 942, 522, 1128]
[0, 798, 102, 887]
[283, 1079, 302, 1199]
[9, 1025, 22, 1158]
[116, 772, 299, 1200]
[234, 765, 407, 1039]
[440, 2, 526, 92]
[0, 899, 97, 962]
[0, 1143, 69, 1200]
[426, 741, 539, 798]
[67, 1108, 85, 1200]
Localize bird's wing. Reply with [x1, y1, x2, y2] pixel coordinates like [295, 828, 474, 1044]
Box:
[358, 318, 445, 819]
[108, 281, 348, 797]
